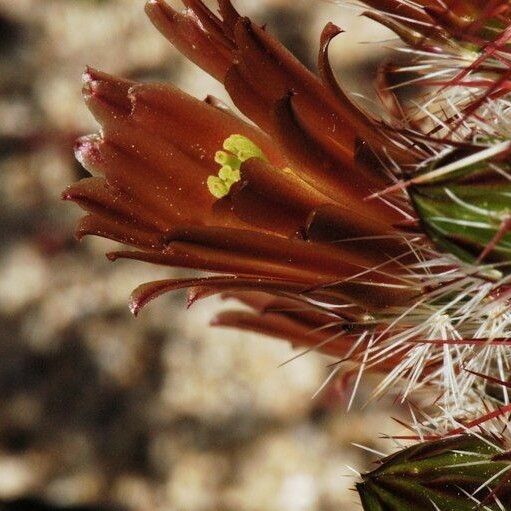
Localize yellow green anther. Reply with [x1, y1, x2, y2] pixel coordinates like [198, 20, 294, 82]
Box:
[215, 151, 240, 169]
[207, 176, 229, 199]
[218, 165, 240, 183]
[207, 134, 267, 199]
[223, 134, 266, 163]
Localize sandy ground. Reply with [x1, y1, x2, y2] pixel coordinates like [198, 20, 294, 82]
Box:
[0, 1, 400, 510]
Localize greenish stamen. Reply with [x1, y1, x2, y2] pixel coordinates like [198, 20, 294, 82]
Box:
[207, 134, 267, 199]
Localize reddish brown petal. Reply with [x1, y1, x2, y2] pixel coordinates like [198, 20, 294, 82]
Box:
[270, 94, 400, 223]
[162, 226, 370, 276]
[212, 310, 360, 359]
[243, 159, 331, 211]
[76, 215, 162, 249]
[227, 293, 349, 329]
[128, 82, 285, 167]
[363, 11, 437, 50]
[359, 0, 435, 27]
[223, 64, 273, 133]
[129, 276, 313, 315]
[306, 204, 407, 258]
[232, 17, 333, 107]
[269, 93, 351, 202]
[145, 0, 232, 81]
[159, 226, 416, 309]
[318, 23, 418, 165]
[108, 241, 319, 282]
[287, 91, 355, 171]
[217, 0, 241, 38]
[85, 140, 198, 227]
[222, 290, 365, 320]
[230, 18, 352, 147]
[227, 158, 333, 236]
[219, 291, 280, 313]
[82, 69, 134, 126]
[62, 177, 164, 232]
[82, 66, 134, 112]
[319, 24, 380, 146]
[225, 185, 306, 238]
[111, 241, 350, 300]
[109, 236, 400, 311]
[181, 0, 234, 48]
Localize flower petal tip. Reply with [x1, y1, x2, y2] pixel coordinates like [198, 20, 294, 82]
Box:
[186, 290, 200, 309]
[73, 135, 102, 165]
[209, 316, 222, 327]
[144, 0, 170, 19]
[323, 22, 343, 39]
[128, 298, 141, 317]
[82, 66, 97, 83]
[60, 188, 72, 202]
[74, 229, 86, 242]
[81, 67, 104, 96]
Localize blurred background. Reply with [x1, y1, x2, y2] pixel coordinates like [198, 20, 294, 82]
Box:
[0, 1, 400, 510]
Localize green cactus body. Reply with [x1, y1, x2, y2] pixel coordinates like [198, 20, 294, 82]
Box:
[357, 436, 511, 510]
[410, 146, 511, 271]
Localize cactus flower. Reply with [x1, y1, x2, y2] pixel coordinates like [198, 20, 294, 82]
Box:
[64, 1, 511, 508]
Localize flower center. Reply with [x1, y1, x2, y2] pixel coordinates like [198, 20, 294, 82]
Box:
[207, 134, 267, 199]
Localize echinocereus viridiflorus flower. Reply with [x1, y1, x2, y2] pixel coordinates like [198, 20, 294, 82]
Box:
[64, 0, 511, 508]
